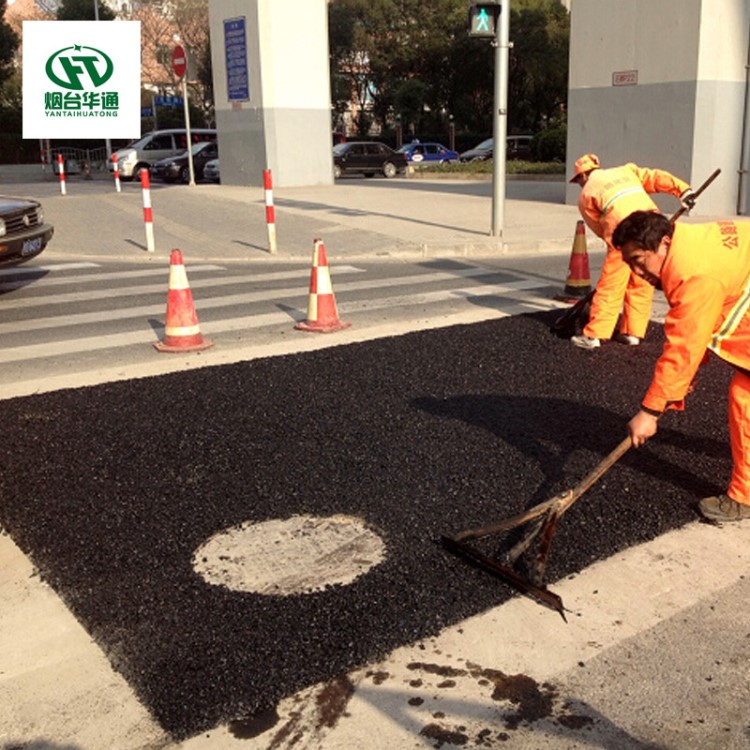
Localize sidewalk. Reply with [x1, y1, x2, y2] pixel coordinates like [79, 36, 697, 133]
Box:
[2, 166, 602, 265]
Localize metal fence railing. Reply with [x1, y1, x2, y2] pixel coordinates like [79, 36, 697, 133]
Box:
[48, 146, 111, 175]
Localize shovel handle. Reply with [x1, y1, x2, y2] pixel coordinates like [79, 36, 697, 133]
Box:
[669, 167, 721, 224]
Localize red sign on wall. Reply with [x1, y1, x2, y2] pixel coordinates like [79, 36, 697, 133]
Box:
[612, 70, 638, 86]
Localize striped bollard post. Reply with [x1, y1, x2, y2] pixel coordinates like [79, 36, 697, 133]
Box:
[141, 168, 155, 253]
[263, 168, 277, 255]
[57, 154, 66, 196]
[112, 153, 121, 193]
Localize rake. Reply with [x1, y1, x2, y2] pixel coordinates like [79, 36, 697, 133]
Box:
[442, 436, 631, 621]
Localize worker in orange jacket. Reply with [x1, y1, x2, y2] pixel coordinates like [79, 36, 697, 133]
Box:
[569, 154, 695, 350]
[613, 210, 750, 522]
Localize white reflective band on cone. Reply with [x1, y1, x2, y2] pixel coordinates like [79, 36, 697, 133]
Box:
[169, 266, 189, 290]
[164, 324, 201, 336]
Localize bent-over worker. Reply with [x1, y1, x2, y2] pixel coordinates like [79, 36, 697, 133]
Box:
[613, 209, 750, 522]
[569, 154, 695, 350]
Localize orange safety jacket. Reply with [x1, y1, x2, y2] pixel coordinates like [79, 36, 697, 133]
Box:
[579, 164, 690, 246]
[643, 221, 750, 412]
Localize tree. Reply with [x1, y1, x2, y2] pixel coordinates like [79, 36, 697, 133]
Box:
[0, 0, 19, 88]
[123, 0, 213, 129]
[56, 0, 116, 21]
[329, 0, 466, 136]
[508, 1, 569, 132]
[328, 0, 569, 141]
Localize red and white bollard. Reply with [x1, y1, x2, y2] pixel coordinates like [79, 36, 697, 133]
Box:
[57, 154, 66, 196]
[140, 168, 155, 253]
[263, 168, 277, 255]
[112, 153, 121, 193]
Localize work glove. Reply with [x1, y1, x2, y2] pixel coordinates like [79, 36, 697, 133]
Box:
[680, 188, 697, 213]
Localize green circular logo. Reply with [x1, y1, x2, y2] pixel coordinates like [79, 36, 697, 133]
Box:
[45, 45, 114, 91]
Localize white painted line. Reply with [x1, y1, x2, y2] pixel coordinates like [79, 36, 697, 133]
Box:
[0, 262, 100, 278]
[0, 281, 555, 363]
[0, 265, 368, 308]
[0, 265, 227, 292]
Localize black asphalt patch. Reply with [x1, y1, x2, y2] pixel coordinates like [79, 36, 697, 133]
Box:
[0, 310, 732, 739]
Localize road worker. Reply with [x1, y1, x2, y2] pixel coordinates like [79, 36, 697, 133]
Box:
[569, 154, 695, 350]
[613, 210, 750, 522]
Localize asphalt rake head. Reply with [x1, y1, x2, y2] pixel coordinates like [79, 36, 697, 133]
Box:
[442, 436, 632, 621]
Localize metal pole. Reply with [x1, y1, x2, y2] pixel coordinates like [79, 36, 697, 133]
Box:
[737, 20, 750, 214]
[491, 0, 509, 238]
[183, 75, 195, 186]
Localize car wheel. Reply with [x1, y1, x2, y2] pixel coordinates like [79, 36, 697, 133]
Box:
[383, 162, 397, 178]
[135, 164, 150, 182]
[333, 164, 342, 179]
[179, 166, 189, 183]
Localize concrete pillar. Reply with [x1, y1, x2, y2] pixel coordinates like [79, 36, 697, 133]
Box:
[208, 0, 333, 187]
[566, 0, 750, 216]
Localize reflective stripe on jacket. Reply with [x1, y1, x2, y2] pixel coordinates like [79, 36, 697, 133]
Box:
[643, 221, 750, 412]
[578, 163, 690, 246]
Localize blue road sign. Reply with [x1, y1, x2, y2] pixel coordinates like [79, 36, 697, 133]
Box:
[224, 17, 249, 102]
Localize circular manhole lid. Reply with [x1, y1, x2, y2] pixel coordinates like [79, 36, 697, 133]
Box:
[193, 514, 386, 595]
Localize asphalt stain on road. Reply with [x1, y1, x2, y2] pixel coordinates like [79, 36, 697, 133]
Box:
[0, 310, 732, 739]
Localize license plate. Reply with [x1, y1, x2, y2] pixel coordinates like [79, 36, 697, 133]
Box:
[22, 236, 43, 256]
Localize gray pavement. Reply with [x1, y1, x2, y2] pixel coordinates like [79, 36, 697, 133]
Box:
[0, 164, 599, 265]
[2, 165, 749, 750]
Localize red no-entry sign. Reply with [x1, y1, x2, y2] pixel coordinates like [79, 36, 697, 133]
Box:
[172, 45, 187, 78]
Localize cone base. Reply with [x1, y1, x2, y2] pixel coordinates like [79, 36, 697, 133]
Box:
[154, 337, 214, 353]
[556, 286, 592, 302]
[295, 319, 351, 334]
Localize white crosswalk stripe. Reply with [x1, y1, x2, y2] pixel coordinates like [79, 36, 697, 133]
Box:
[0, 260, 562, 376]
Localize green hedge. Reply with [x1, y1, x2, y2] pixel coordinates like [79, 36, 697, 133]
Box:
[416, 159, 565, 176]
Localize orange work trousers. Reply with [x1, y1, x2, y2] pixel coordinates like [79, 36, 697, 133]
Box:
[583, 247, 654, 340]
[728, 370, 750, 504]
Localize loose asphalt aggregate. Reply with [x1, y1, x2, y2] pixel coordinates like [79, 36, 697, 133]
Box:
[0, 307, 732, 741]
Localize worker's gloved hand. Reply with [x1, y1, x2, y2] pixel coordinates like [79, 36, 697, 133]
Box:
[680, 188, 697, 213]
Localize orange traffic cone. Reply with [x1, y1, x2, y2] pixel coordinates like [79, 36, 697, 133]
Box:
[154, 249, 214, 352]
[556, 220, 592, 301]
[295, 239, 351, 333]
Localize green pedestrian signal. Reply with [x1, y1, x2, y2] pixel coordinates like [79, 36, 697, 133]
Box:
[468, 4, 500, 37]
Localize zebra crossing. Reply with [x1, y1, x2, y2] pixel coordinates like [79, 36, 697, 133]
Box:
[0, 259, 564, 395]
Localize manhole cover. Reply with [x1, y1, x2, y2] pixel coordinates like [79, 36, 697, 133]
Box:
[193, 514, 386, 595]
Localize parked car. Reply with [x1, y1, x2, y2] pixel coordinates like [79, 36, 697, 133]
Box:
[203, 158, 220, 183]
[109, 128, 217, 180]
[458, 135, 534, 162]
[151, 140, 219, 183]
[0, 195, 54, 266]
[507, 135, 534, 160]
[459, 137, 494, 162]
[333, 141, 408, 179]
[397, 141, 458, 165]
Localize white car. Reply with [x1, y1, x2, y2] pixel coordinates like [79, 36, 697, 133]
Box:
[203, 158, 220, 183]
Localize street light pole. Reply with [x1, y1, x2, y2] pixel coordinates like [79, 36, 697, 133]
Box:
[490, 0, 509, 239]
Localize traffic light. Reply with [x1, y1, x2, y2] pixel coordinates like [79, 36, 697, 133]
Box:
[468, 4, 500, 37]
